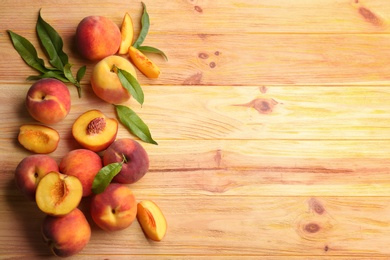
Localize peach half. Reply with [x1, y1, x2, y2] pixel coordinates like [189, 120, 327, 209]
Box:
[41, 208, 91, 257]
[91, 55, 137, 104]
[72, 110, 118, 152]
[137, 200, 167, 241]
[36, 171, 83, 216]
[118, 12, 134, 55]
[18, 124, 60, 154]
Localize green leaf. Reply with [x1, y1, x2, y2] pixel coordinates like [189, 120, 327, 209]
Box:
[116, 67, 144, 105]
[63, 63, 76, 84]
[92, 162, 123, 194]
[138, 46, 168, 61]
[7, 30, 48, 73]
[27, 70, 69, 82]
[36, 9, 68, 70]
[133, 2, 150, 49]
[76, 65, 86, 82]
[115, 104, 158, 145]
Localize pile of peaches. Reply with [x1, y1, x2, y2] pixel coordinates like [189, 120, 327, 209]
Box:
[13, 8, 166, 258]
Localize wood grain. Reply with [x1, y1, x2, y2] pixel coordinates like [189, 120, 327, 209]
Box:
[2, 0, 390, 259]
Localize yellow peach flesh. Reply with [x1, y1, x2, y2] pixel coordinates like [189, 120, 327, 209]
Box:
[137, 200, 167, 241]
[36, 172, 83, 216]
[18, 124, 60, 154]
[72, 110, 118, 152]
[128, 46, 161, 79]
[118, 13, 134, 54]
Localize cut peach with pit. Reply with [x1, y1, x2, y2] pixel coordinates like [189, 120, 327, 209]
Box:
[118, 13, 134, 55]
[128, 46, 161, 79]
[36, 171, 83, 216]
[137, 200, 167, 241]
[18, 124, 60, 154]
[72, 110, 118, 152]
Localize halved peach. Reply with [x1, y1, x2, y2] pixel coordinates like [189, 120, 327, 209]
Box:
[36, 171, 83, 216]
[137, 200, 167, 241]
[72, 110, 118, 152]
[118, 13, 134, 55]
[128, 46, 161, 79]
[18, 124, 60, 154]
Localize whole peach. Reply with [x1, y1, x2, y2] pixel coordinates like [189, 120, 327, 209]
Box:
[59, 149, 102, 197]
[76, 16, 121, 61]
[25, 78, 71, 124]
[91, 55, 137, 104]
[14, 154, 59, 200]
[103, 138, 149, 184]
[90, 183, 137, 231]
[41, 208, 91, 257]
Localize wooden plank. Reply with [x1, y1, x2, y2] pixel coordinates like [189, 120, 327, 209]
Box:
[2, 84, 390, 141]
[2, 33, 390, 85]
[2, 0, 390, 34]
[2, 196, 390, 257]
[3, 139, 390, 197]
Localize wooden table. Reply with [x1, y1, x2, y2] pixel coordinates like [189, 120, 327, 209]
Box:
[2, 0, 390, 258]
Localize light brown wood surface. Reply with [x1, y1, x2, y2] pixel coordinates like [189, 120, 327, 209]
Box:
[2, 0, 390, 259]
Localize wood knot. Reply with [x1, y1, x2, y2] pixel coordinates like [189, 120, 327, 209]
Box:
[304, 222, 321, 233]
[308, 198, 325, 215]
[194, 5, 203, 13]
[234, 98, 278, 114]
[183, 72, 203, 85]
[359, 7, 382, 26]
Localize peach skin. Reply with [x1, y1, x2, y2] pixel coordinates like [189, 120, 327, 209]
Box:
[76, 16, 121, 61]
[25, 78, 71, 124]
[41, 208, 91, 257]
[14, 154, 59, 200]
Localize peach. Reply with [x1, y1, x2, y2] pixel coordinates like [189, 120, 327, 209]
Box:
[137, 200, 167, 241]
[36, 171, 83, 216]
[59, 149, 102, 197]
[118, 12, 134, 55]
[41, 208, 91, 257]
[90, 183, 137, 231]
[26, 78, 71, 124]
[91, 55, 137, 104]
[18, 124, 60, 154]
[76, 16, 121, 61]
[103, 138, 149, 184]
[14, 154, 59, 200]
[128, 46, 161, 79]
[72, 110, 118, 152]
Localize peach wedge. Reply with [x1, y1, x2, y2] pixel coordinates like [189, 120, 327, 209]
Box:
[128, 46, 161, 79]
[18, 124, 60, 154]
[72, 110, 118, 152]
[36, 171, 83, 216]
[137, 200, 167, 241]
[118, 13, 134, 55]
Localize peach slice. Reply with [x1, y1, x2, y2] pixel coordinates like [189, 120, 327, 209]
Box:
[137, 200, 167, 241]
[18, 124, 60, 154]
[118, 13, 134, 55]
[128, 46, 161, 79]
[36, 171, 83, 216]
[72, 110, 118, 152]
